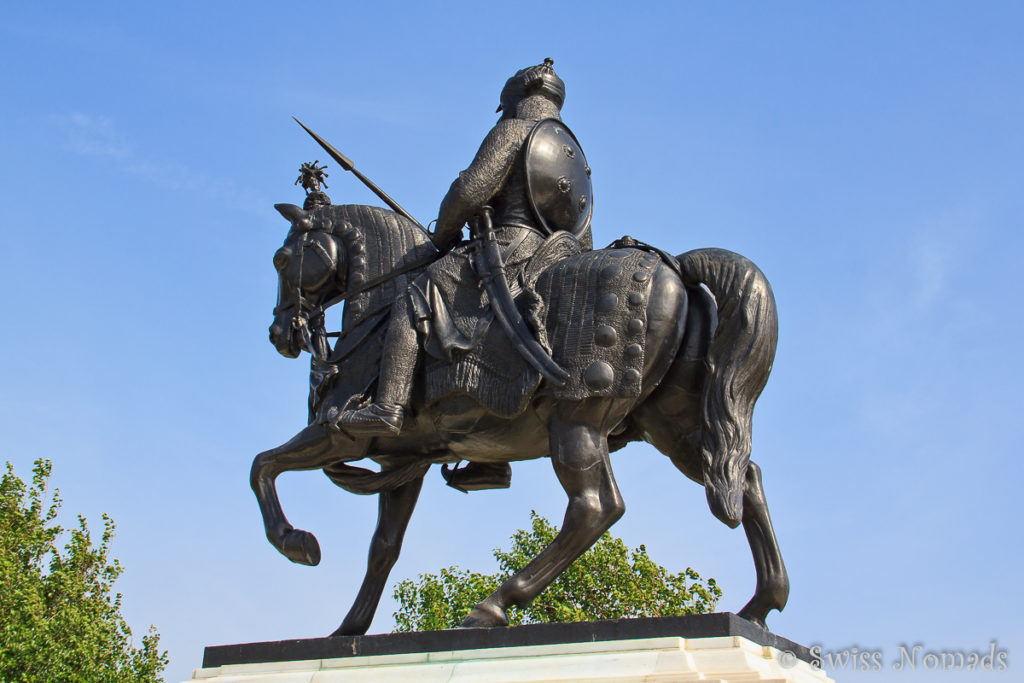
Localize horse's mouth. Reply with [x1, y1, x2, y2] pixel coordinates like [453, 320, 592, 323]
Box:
[269, 320, 302, 358]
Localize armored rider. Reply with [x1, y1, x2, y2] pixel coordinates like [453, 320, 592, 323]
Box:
[337, 59, 583, 449]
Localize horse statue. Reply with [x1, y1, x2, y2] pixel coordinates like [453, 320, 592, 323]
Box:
[253, 199, 789, 636]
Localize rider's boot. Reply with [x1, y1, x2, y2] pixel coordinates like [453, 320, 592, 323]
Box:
[338, 402, 404, 436]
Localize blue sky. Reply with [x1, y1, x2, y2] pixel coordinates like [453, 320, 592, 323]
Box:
[1, 3, 1021, 681]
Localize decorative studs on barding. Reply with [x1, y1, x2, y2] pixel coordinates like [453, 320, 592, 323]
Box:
[596, 293, 618, 313]
[583, 361, 615, 391]
[337, 219, 369, 317]
[595, 325, 618, 348]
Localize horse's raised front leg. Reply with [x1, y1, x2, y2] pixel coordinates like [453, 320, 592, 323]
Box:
[736, 461, 789, 628]
[462, 412, 625, 627]
[331, 473, 424, 636]
[250, 423, 355, 566]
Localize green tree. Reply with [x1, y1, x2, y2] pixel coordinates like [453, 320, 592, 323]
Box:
[393, 512, 721, 632]
[0, 459, 168, 682]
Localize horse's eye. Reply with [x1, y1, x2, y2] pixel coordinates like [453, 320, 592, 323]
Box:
[273, 249, 290, 271]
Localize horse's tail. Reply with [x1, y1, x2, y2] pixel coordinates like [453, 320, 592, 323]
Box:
[677, 248, 778, 528]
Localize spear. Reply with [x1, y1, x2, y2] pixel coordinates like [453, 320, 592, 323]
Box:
[293, 117, 427, 233]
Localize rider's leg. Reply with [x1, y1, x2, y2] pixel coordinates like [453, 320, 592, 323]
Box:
[337, 293, 513, 487]
[339, 295, 417, 436]
[337, 290, 513, 488]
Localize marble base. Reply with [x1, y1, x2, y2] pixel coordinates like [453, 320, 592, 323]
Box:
[189, 634, 832, 682]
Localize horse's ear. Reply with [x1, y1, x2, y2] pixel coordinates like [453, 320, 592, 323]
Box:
[274, 203, 306, 224]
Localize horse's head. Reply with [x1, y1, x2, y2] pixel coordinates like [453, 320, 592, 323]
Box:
[269, 203, 347, 358]
[269, 201, 436, 359]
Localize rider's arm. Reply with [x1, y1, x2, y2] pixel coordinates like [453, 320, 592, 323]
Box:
[432, 119, 529, 250]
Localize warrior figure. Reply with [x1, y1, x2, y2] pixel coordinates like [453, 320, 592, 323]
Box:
[336, 59, 581, 457]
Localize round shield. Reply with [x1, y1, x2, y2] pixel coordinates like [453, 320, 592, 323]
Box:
[524, 119, 593, 238]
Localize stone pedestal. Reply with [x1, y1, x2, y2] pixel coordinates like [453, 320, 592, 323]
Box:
[191, 613, 832, 683]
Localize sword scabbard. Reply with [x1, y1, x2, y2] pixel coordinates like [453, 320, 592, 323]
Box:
[472, 208, 569, 386]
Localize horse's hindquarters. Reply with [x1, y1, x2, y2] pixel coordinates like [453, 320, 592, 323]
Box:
[620, 281, 716, 482]
[637, 264, 690, 399]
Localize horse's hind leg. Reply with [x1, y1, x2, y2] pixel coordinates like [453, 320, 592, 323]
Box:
[250, 423, 355, 566]
[736, 461, 789, 628]
[331, 473, 424, 636]
[462, 411, 625, 627]
[660, 438, 788, 628]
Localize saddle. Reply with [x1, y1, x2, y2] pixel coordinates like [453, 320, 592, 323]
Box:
[422, 237, 661, 418]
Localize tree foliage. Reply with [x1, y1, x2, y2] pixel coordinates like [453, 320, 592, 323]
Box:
[0, 459, 168, 682]
[393, 512, 721, 632]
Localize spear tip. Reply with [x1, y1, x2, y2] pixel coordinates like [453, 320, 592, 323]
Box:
[293, 117, 355, 172]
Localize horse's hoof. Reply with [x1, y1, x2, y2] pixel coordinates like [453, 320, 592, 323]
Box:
[280, 529, 321, 566]
[330, 613, 369, 637]
[737, 608, 768, 630]
[461, 601, 509, 628]
[329, 622, 366, 637]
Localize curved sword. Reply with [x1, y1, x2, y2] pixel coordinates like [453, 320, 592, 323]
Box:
[473, 208, 569, 386]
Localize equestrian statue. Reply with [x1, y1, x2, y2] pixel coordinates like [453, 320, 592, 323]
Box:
[253, 58, 788, 636]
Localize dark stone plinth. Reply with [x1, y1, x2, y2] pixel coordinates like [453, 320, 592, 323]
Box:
[203, 613, 816, 669]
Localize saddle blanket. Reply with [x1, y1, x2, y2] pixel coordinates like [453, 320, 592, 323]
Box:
[423, 247, 659, 416]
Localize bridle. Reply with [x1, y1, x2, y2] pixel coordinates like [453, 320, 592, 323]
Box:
[274, 227, 336, 363]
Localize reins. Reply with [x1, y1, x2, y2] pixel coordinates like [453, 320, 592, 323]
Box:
[309, 250, 439, 321]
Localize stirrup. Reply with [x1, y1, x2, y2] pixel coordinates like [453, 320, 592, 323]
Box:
[441, 461, 512, 493]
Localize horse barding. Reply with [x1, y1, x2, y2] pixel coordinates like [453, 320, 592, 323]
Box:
[255, 201, 789, 635]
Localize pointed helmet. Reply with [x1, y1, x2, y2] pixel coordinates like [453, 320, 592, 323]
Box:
[496, 58, 566, 113]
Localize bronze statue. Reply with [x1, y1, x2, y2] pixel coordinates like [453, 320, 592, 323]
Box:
[254, 59, 788, 636]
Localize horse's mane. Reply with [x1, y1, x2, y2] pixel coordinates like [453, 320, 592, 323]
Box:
[325, 204, 437, 328]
